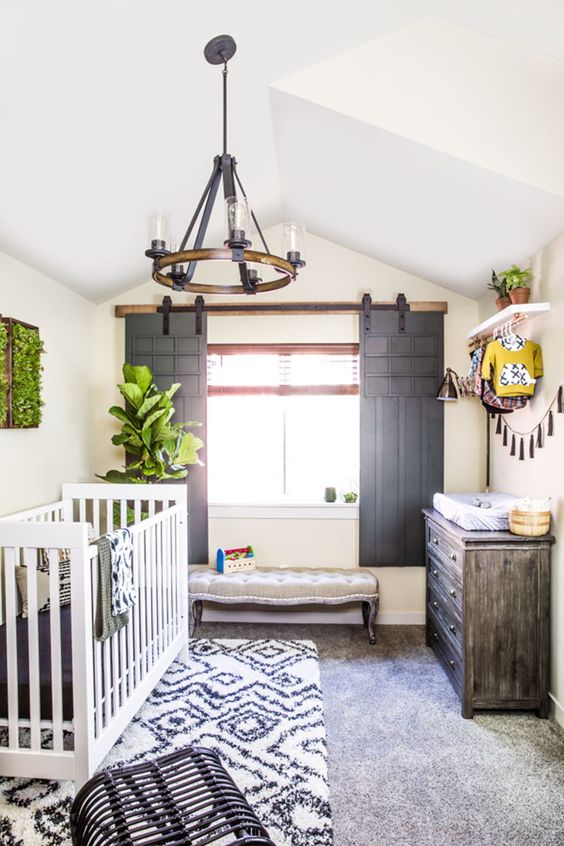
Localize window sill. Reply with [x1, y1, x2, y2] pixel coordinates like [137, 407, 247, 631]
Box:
[208, 502, 359, 520]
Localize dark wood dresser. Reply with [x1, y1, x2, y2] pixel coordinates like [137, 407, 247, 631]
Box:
[423, 509, 553, 718]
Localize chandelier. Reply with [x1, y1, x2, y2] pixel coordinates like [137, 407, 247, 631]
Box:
[145, 34, 306, 295]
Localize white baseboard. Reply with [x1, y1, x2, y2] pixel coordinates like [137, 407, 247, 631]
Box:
[550, 693, 564, 728]
[201, 607, 425, 626]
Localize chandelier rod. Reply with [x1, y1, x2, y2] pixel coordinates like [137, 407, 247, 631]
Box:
[222, 59, 228, 156]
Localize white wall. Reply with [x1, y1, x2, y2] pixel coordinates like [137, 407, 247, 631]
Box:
[0, 251, 95, 515]
[95, 228, 483, 623]
[482, 237, 564, 726]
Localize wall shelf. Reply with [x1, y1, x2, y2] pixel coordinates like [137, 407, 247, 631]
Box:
[466, 302, 551, 340]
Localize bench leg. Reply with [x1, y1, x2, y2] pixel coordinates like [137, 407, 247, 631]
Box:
[189, 599, 203, 636]
[365, 598, 379, 645]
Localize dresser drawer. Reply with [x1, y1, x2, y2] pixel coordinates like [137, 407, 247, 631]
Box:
[428, 606, 463, 692]
[428, 583, 462, 649]
[427, 551, 463, 615]
[426, 522, 463, 577]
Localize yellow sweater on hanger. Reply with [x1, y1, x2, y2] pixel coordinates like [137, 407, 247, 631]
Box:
[481, 336, 543, 397]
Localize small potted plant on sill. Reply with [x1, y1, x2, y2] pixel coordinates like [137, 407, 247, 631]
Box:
[501, 264, 533, 306]
[487, 269, 511, 311]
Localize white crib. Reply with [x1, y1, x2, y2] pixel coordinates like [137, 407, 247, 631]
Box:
[0, 483, 188, 788]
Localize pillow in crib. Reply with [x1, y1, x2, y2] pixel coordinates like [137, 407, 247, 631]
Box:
[15, 560, 71, 618]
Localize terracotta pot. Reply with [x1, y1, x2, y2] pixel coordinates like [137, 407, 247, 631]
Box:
[508, 287, 531, 305]
[495, 296, 512, 311]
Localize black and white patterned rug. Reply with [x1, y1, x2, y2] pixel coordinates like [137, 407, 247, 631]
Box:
[0, 639, 333, 846]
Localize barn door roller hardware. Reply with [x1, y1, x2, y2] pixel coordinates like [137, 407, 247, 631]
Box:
[362, 293, 410, 333]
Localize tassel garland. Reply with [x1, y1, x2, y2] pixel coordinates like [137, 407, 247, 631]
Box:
[498, 385, 561, 458]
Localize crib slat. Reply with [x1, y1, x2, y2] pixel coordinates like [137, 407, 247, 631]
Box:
[139, 530, 147, 680]
[24, 548, 41, 751]
[92, 499, 100, 540]
[79, 498, 87, 525]
[4, 548, 19, 748]
[156, 521, 163, 655]
[48, 550, 64, 753]
[103, 633, 112, 726]
[119, 499, 127, 530]
[105, 500, 113, 534]
[150, 526, 157, 666]
[91, 553, 103, 738]
[127, 548, 136, 694]
[111, 628, 120, 714]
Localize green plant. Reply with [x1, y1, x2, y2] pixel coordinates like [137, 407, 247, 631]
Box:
[487, 269, 508, 298]
[11, 323, 45, 427]
[0, 323, 8, 425]
[98, 363, 204, 484]
[500, 264, 532, 291]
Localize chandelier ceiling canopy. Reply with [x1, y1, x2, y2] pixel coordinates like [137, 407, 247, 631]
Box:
[145, 34, 306, 296]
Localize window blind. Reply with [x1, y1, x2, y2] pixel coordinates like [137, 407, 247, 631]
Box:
[207, 344, 359, 396]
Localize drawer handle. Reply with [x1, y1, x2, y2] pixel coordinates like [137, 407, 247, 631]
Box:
[432, 601, 439, 609]
[450, 589, 457, 598]
[449, 552, 457, 561]
[449, 660, 456, 669]
[449, 624, 456, 634]
[432, 537, 439, 545]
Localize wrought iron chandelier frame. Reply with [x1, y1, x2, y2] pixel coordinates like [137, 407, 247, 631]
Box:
[146, 35, 305, 295]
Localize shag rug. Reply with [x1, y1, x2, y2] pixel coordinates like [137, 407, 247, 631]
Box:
[0, 639, 333, 846]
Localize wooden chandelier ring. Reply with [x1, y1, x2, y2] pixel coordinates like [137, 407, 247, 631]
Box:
[152, 248, 296, 294]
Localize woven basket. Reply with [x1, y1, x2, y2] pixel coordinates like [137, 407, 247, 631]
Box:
[509, 509, 551, 537]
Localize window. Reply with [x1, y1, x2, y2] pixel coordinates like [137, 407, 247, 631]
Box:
[207, 345, 359, 503]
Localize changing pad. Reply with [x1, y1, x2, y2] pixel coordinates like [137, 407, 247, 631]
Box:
[432, 492, 519, 531]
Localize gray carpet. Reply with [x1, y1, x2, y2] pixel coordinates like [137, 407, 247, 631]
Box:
[195, 622, 564, 846]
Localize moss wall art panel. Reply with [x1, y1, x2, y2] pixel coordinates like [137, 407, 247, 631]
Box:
[0, 317, 45, 429]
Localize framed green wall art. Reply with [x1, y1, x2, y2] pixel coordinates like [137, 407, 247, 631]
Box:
[0, 316, 45, 429]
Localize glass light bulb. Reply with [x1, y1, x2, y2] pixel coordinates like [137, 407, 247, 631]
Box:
[149, 211, 169, 248]
[283, 221, 306, 261]
[225, 196, 251, 241]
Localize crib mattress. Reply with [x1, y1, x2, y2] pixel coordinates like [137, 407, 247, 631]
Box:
[432, 492, 519, 531]
[0, 606, 73, 721]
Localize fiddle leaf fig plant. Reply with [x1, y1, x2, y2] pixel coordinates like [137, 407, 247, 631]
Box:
[500, 264, 532, 291]
[98, 363, 204, 484]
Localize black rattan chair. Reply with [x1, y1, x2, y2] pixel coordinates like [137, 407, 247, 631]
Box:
[70, 745, 276, 845]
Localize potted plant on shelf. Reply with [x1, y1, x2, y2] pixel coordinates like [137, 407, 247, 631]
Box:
[501, 264, 533, 306]
[487, 269, 511, 311]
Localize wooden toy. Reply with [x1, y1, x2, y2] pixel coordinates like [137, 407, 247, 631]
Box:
[216, 545, 256, 574]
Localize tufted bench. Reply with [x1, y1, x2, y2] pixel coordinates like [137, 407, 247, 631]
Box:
[188, 568, 379, 644]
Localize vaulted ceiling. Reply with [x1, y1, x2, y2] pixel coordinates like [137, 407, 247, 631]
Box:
[2, 1, 564, 302]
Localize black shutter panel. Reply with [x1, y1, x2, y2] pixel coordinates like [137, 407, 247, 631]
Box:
[125, 312, 208, 564]
[359, 310, 444, 566]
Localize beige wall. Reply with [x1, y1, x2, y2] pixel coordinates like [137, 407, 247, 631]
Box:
[0, 251, 95, 516]
[95, 228, 483, 622]
[482, 238, 564, 726]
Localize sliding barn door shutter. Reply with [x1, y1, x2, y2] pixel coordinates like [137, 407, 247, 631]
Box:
[125, 313, 208, 564]
[359, 310, 444, 566]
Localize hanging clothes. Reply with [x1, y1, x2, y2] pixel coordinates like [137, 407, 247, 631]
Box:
[481, 335, 543, 397]
[468, 345, 528, 412]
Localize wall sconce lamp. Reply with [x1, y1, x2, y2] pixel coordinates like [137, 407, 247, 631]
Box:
[436, 368, 460, 401]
